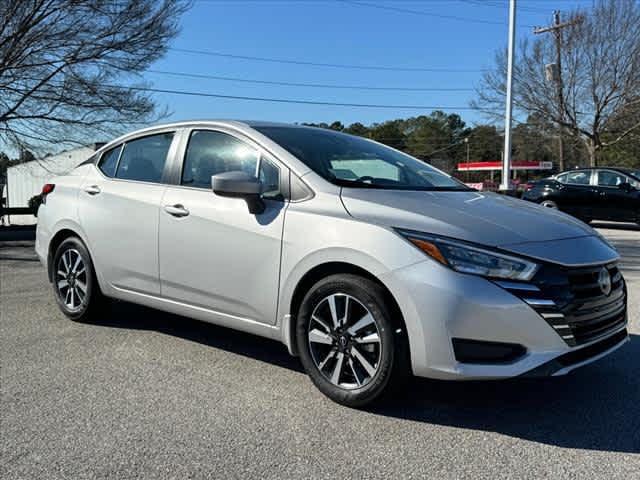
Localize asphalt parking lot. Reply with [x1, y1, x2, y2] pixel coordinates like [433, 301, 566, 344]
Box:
[1, 224, 639, 479]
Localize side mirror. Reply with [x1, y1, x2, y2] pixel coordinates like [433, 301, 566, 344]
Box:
[212, 171, 265, 214]
[618, 182, 634, 192]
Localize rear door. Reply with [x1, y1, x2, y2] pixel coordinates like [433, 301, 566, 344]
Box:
[158, 128, 289, 325]
[594, 169, 639, 222]
[79, 130, 177, 294]
[555, 170, 596, 218]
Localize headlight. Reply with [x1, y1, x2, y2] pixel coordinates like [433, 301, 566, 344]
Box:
[397, 230, 539, 281]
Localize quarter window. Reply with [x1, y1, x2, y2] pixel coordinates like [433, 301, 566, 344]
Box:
[182, 130, 281, 198]
[597, 170, 626, 187]
[115, 132, 174, 183]
[564, 170, 591, 185]
[98, 145, 122, 177]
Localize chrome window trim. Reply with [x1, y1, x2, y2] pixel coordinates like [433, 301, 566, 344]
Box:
[92, 128, 179, 186]
[174, 126, 291, 200]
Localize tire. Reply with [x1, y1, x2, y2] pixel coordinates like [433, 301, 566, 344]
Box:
[296, 274, 408, 407]
[52, 237, 104, 322]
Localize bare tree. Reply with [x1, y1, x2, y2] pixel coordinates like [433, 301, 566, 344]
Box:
[0, 0, 190, 154]
[475, 0, 640, 166]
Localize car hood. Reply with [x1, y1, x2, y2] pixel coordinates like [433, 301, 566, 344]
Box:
[340, 189, 618, 265]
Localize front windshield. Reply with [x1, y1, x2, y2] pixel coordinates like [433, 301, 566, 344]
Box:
[255, 126, 469, 191]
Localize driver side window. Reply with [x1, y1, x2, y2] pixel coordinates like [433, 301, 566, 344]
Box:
[182, 130, 282, 199]
[597, 170, 627, 187]
[564, 170, 591, 185]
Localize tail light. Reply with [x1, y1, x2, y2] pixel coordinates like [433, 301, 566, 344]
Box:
[41, 183, 55, 203]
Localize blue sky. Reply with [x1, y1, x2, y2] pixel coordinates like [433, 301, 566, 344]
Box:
[148, 0, 596, 128]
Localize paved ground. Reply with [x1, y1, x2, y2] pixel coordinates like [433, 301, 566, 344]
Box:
[1, 224, 639, 479]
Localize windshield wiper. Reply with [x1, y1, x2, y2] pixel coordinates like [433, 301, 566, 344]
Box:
[330, 173, 474, 191]
[331, 177, 381, 189]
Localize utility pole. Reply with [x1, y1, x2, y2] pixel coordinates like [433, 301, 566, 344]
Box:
[501, 0, 516, 191]
[464, 137, 470, 181]
[534, 11, 583, 171]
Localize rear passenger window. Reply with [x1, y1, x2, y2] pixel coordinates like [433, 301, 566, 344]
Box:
[98, 145, 122, 177]
[116, 132, 174, 183]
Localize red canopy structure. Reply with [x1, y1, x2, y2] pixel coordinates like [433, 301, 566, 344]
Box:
[457, 161, 553, 171]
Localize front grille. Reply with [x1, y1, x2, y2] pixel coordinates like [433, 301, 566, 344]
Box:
[495, 262, 627, 347]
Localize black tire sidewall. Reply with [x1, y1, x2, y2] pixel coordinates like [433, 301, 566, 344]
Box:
[52, 237, 99, 322]
[296, 274, 398, 407]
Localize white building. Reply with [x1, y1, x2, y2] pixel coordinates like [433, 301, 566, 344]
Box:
[3, 144, 102, 224]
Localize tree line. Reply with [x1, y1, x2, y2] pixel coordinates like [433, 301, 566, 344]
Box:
[303, 110, 639, 179]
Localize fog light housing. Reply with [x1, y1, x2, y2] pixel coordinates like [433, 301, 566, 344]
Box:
[452, 338, 526, 364]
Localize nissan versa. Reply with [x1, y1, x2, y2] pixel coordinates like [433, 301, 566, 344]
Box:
[35, 121, 629, 406]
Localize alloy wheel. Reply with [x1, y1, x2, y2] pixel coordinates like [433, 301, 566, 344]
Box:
[56, 248, 88, 311]
[307, 293, 382, 390]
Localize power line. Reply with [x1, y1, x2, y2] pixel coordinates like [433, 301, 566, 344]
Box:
[168, 48, 486, 73]
[146, 69, 475, 92]
[340, 0, 537, 28]
[457, 0, 551, 14]
[126, 85, 483, 110]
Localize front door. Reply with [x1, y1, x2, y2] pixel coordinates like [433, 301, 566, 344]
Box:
[158, 129, 288, 325]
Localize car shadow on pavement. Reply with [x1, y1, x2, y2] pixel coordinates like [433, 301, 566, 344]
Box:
[94, 301, 305, 373]
[97, 301, 639, 454]
[371, 334, 640, 454]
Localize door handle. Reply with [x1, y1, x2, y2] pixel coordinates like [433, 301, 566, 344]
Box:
[84, 185, 101, 195]
[164, 204, 190, 217]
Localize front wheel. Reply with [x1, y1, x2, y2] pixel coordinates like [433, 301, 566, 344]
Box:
[296, 274, 408, 407]
[52, 237, 104, 322]
[540, 199, 558, 209]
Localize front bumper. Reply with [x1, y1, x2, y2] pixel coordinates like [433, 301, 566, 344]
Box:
[521, 328, 629, 377]
[381, 258, 628, 380]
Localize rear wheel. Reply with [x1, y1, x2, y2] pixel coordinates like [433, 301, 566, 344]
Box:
[52, 237, 104, 322]
[296, 274, 408, 407]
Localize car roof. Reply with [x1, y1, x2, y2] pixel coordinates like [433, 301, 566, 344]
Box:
[558, 166, 630, 173]
[96, 120, 319, 149]
[554, 167, 640, 181]
[123, 119, 309, 131]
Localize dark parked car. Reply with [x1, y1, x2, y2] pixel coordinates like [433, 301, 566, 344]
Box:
[522, 167, 640, 224]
